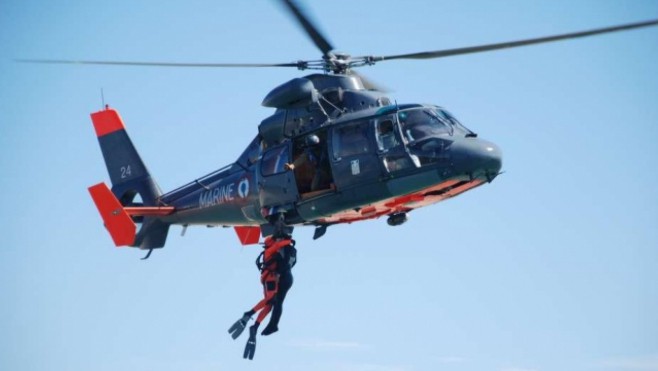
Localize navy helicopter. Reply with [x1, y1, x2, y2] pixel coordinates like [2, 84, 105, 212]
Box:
[26, 1, 656, 254]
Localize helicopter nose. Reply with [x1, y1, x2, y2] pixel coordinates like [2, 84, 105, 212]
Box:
[450, 138, 502, 180]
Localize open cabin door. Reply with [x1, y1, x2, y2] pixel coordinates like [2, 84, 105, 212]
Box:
[289, 130, 335, 199]
[259, 143, 299, 208]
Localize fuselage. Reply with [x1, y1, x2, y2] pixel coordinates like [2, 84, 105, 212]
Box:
[157, 103, 502, 229]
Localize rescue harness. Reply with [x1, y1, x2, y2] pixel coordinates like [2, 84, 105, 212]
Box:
[255, 239, 297, 273]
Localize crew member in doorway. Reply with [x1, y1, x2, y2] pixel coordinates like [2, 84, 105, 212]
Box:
[285, 134, 329, 192]
[228, 235, 297, 360]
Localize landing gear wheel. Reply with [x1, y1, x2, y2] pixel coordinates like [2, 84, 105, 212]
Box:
[387, 212, 408, 226]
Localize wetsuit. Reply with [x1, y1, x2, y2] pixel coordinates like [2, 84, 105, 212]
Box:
[262, 240, 296, 334]
[228, 236, 296, 360]
[250, 237, 293, 326]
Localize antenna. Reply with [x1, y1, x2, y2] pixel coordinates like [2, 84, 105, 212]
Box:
[100, 88, 105, 109]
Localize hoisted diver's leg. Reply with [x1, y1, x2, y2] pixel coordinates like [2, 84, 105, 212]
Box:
[241, 274, 278, 360]
[261, 271, 293, 336]
[243, 291, 275, 360]
[229, 274, 277, 341]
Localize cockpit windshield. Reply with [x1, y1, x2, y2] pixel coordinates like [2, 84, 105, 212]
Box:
[438, 108, 473, 136]
[398, 108, 451, 142]
[397, 107, 473, 142]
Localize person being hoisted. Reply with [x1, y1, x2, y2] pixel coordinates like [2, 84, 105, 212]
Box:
[228, 234, 297, 360]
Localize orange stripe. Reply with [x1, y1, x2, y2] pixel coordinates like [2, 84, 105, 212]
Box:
[319, 178, 484, 224]
[123, 206, 175, 216]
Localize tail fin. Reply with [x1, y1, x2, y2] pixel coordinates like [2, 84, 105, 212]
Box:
[91, 108, 161, 206]
[90, 107, 171, 249]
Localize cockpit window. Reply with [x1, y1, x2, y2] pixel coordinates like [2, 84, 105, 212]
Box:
[398, 108, 452, 142]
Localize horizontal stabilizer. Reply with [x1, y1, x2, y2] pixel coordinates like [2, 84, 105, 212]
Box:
[88, 182, 136, 247]
[234, 226, 261, 245]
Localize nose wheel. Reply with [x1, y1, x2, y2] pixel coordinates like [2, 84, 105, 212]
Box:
[387, 213, 408, 226]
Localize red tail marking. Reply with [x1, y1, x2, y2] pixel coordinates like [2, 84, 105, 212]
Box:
[88, 183, 136, 247]
[234, 226, 261, 245]
[91, 108, 126, 137]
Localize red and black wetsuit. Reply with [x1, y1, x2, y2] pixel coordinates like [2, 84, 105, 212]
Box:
[230, 236, 297, 360]
[249, 237, 295, 327]
[264, 239, 296, 332]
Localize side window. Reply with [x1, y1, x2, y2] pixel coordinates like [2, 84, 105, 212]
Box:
[332, 121, 370, 159]
[261, 145, 289, 176]
[375, 117, 400, 151]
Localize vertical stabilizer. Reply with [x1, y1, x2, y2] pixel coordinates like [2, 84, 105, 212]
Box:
[91, 108, 161, 206]
[90, 107, 169, 249]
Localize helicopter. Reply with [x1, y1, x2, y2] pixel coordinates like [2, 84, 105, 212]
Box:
[25, 0, 657, 255]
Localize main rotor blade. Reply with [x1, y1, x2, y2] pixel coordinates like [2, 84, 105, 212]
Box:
[279, 0, 334, 57]
[375, 19, 658, 62]
[15, 59, 301, 68]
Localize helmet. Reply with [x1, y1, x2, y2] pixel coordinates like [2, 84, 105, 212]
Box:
[305, 134, 320, 147]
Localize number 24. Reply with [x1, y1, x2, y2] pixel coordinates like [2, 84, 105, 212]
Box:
[120, 165, 132, 179]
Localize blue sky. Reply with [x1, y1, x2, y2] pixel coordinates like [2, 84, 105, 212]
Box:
[1, 1, 657, 370]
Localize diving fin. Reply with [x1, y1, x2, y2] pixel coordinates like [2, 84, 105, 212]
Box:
[243, 324, 258, 360]
[228, 312, 251, 340]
